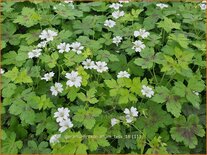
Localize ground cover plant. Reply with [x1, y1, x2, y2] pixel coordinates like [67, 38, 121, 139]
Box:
[0, 0, 206, 154]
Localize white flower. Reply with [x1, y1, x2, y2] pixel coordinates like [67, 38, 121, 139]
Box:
[104, 20, 116, 28]
[54, 107, 70, 123]
[0, 68, 5, 74]
[37, 41, 48, 48]
[50, 134, 61, 144]
[124, 107, 138, 117]
[39, 29, 58, 41]
[132, 40, 145, 52]
[65, 71, 82, 88]
[117, 71, 130, 78]
[112, 10, 125, 19]
[111, 118, 119, 127]
[28, 49, 42, 59]
[156, 3, 169, 9]
[119, 0, 130, 3]
[59, 119, 73, 133]
[124, 107, 138, 123]
[134, 29, 150, 39]
[109, 3, 123, 10]
[193, 91, 199, 96]
[94, 61, 108, 73]
[112, 36, 122, 46]
[199, 1, 206, 10]
[141, 85, 154, 98]
[82, 59, 95, 69]
[50, 82, 63, 96]
[57, 42, 70, 53]
[71, 42, 84, 54]
[41, 72, 55, 81]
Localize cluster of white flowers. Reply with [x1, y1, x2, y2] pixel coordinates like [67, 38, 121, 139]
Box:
[124, 107, 138, 123]
[141, 85, 154, 98]
[156, 3, 169, 9]
[111, 107, 139, 127]
[0, 68, 5, 74]
[50, 82, 63, 96]
[41, 72, 55, 81]
[28, 29, 58, 59]
[65, 71, 82, 88]
[112, 36, 123, 46]
[54, 107, 73, 133]
[28, 49, 42, 59]
[132, 28, 150, 53]
[199, 1, 206, 10]
[82, 59, 109, 73]
[57, 42, 84, 54]
[117, 71, 130, 78]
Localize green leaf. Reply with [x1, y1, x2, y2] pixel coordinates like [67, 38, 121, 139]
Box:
[2, 132, 23, 154]
[73, 107, 102, 129]
[134, 48, 155, 69]
[15, 70, 33, 84]
[14, 7, 41, 27]
[157, 17, 180, 33]
[169, 33, 190, 49]
[170, 114, 205, 149]
[38, 95, 54, 110]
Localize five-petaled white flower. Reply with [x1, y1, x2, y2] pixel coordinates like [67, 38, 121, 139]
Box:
[199, 1, 206, 10]
[94, 61, 108, 73]
[50, 82, 63, 96]
[28, 49, 42, 59]
[134, 29, 150, 39]
[111, 118, 119, 127]
[50, 134, 61, 144]
[112, 10, 125, 19]
[109, 3, 123, 10]
[41, 72, 55, 81]
[141, 85, 154, 98]
[57, 42, 70, 53]
[124, 107, 138, 123]
[54, 107, 70, 123]
[156, 3, 169, 9]
[117, 71, 130, 78]
[82, 59, 95, 69]
[71, 42, 84, 54]
[132, 40, 145, 52]
[65, 71, 82, 88]
[37, 41, 48, 48]
[104, 20, 116, 28]
[39, 29, 58, 41]
[0, 68, 5, 74]
[113, 36, 123, 46]
[59, 118, 73, 133]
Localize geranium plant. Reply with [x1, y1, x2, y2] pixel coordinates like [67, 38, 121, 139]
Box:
[1, 0, 206, 154]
